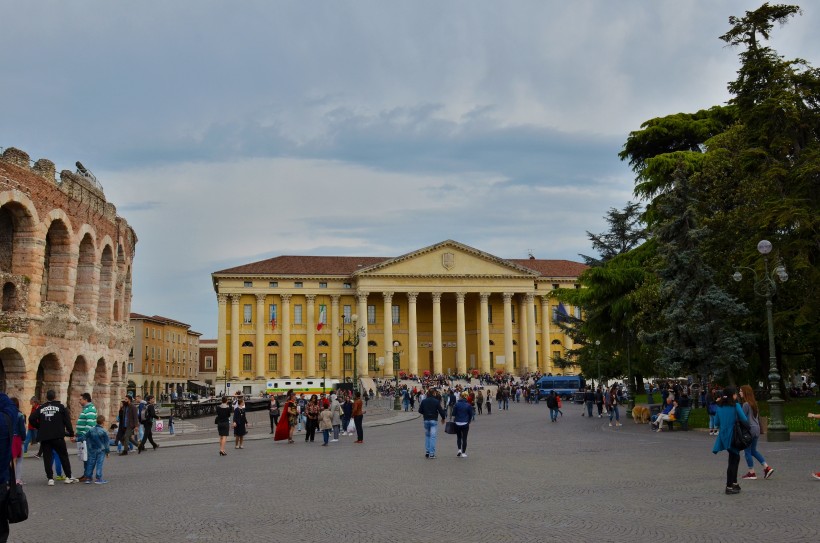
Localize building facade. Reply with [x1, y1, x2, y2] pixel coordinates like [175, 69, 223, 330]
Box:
[129, 313, 201, 398]
[198, 339, 217, 394]
[212, 240, 586, 384]
[0, 146, 137, 424]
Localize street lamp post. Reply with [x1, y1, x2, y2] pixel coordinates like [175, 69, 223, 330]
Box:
[319, 359, 327, 395]
[392, 341, 403, 411]
[733, 239, 790, 442]
[338, 314, 366, 394]
[595, 339, 601, 389]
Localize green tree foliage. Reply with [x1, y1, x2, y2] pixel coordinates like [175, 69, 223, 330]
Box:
[580, 202, 646, 267]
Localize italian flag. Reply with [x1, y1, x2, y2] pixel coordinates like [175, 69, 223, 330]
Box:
[317, 305, 327, 331]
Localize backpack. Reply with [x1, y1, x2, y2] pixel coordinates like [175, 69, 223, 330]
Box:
[138, 403, 147, 422]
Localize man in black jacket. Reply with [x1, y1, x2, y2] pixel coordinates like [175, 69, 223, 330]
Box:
[418, 389, 446, 459]
[33, 389, 76, 485]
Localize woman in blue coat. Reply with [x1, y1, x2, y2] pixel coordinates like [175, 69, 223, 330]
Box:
[712, 386, 749, 495]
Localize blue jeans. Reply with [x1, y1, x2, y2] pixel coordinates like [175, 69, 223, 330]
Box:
[585, 401, 593, 417]
[86, 449, 106, 480]
[549, 408, 559, 421]
[709, 414, 717, 429]
[424, 420, 438, 455]
[23, 428, 37, 453]
[744, 436, 766, 468]
[323, 429, 330, 445]
[609, 405, 620, 422]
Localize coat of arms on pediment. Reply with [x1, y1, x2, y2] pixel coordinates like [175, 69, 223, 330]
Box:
[442, 252, 455, 270]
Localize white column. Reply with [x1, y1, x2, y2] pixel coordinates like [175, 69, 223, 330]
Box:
[230, 294, 240, 379]
[357, 292, 369, 378]
[432, 292, 443, 374]
[519, 294, 529, 373]
[408, 292, 419, 376]
[255, 294, 266, 379]
[281, 294, 291, 376]
[306, 294, 316, 377]
[383, 292, 394, 377]
[217, 294, 228, 382]
[503, 292, 514, 372]
[480, 293, 490, 373]
[527, 293, 537, 374]
[331, 295, 340, 379]
[541, 296, 551, 374]
[456, 292, 467, 375]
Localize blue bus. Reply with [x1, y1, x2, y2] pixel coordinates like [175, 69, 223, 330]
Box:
[536, 375, 586, 401]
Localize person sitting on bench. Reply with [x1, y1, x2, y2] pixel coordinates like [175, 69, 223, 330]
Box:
[651, 396, 678, 432]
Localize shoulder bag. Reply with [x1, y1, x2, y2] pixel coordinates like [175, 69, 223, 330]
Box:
[731, 406, 753, 451]
[3, 414, 28, 523]
[444, 420, 457, 435]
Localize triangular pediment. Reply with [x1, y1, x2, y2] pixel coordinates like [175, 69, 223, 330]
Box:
[354, 240, 538, 277]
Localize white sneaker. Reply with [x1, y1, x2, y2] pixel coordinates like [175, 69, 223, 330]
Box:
[64, 477, 76, 484]
[457, 450, 462, 457]
[47, 479, 55, 486]
[608, 423, 613, 427]
[331, 439, 339, 442]
[460, 452, 468, 458]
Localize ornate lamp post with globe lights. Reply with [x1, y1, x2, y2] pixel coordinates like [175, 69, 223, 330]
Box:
[732, 240, 790, 442]
[338, 314, 366, 394]
[392, 341, 403, 411]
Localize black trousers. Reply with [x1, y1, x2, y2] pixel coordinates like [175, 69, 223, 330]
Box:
[727, 451, 740, 486]
[456, 424, 470, 453]
[140, 422, 157, 449]
[269, 413, 279, 432]
[305, 418, 317, 441]
[354, 415, 364, 441]
[41, 438, 72, 479]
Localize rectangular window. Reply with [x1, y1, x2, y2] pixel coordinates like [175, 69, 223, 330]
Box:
[367, 305, 376, 324]
[534, 306, 538, 324]
[166, 348, 169, 362]
[269, 304, 277, 326]
[152, 329, 155, 339]
[205, 356, 213, 369]
[294, 304, 303, 325]
[243, 304, 252, 324]
[151, 347, 155, 360]
[294, 282, 303, 288]
[128, 363, 133, 373]
[269, 281, 278, 288]
[488, 305, 493, 324]
[294, 354, 303, 371]
[552, 283, 559, 290]
[343, 305, 351, 324]
[268, 353, 277, 372]
[144, 328, 149, 338]
[243, 354, 252, 372]
[368, 353, 377, 371]
[343, 353, 352, 371]
[574, 306, 581, 319]
[145, 346, 149, 359]
[553, 350, 561, 361]
[244, 281, 252, 287]
[552, 306, 558, 322]
[343, 283, 352, 289]
[318, 352, 327, 370]
[511, 305, 516, 323]
[319, 282, 327, 289]
[319, 304, 327, 325]
[392, 305, 400, 324]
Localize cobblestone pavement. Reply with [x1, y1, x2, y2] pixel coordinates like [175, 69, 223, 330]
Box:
[13, 401, 820, 543]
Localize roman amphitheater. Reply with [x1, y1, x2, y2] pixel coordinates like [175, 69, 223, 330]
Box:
[0, 146, 137, 423]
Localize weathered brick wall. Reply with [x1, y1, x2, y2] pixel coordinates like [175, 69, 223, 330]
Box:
[0, 146, 138, 424]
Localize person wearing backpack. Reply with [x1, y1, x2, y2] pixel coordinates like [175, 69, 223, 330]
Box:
[739, 385, 774, 481]
[138, 395, 159, 453]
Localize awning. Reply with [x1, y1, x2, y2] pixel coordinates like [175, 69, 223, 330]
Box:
[187, 380, 211, 389]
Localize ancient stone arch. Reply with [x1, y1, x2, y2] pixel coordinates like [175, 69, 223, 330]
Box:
[97, 244, 114, 323]
[41, 217, 73, 305]
[73, 232, 97, 318]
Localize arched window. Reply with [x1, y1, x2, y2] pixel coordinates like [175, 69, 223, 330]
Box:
[551, 339, 562, 345]
[293, 341, 303, 347]
[512, 340, 518, 345]
[74, 233, 96, 315]
[241, 341, 254, 347]
[267, 341, 278, 347]
[489, 340, 495, 345]
[318, 340, 329, 347]
[343, 340, 352, 346]
[2, 282, 18, 312]
[368, 340, 377, 347]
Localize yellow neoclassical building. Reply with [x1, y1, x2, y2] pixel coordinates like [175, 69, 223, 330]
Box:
[211, 240, 586, 382]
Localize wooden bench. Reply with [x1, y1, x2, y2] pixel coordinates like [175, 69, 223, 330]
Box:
[665, 407, 692, 431]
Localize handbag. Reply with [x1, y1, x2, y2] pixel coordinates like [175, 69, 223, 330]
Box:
[346, 420, 355, 433]
[3, 414, 28, 523]
[444, 421, 457, 435]
[732, 417, 753, 450]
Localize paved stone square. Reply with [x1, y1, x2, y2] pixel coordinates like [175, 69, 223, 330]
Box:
[13, 400, 820, 542]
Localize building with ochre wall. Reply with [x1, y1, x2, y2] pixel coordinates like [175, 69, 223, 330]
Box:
[0, 146, 137, 424]
[212, 240, 585, 384]
[129, 313, 201, 398]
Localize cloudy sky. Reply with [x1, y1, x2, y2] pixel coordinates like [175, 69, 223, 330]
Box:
[2, 1, 818, 338]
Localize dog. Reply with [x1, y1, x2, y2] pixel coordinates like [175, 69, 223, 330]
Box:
[631, 406, 650, 424]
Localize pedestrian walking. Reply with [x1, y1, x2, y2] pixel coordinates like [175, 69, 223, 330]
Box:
[0, 393, 20, 541]
[485, 392, 492, 415]
[608, 385, 622, 427]
[595, 386, 604, 418]
[23, 396, 39, 455]
[32, 389, 77, 484]
[452, 392, 474, 458]
[233, 397, 248, 449]
[215, 396, 232, 456]
[268, 395, 280, 434]
[305, 395, 319, 443]
[330, 394, 342, 442]
[319, 404, 333, 446]
[583, 387, 594, 417]
[138, 395, 159, 453]
[418, 389, 446, 458]
[83, 415, 110, 484]
[9, 397, 26, 485]
[476, 390, 484, 415]
[712, 386, 748, 495]
[546, 391, 559, 422]
[120, 395, 139, 454]
[739, 385, 773, 480]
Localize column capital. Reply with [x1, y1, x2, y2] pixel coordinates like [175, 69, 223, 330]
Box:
[382, 292, 394, 303]
[356, 291, 369, 303]
[525, 293, 534, 303]
[330, 294, 340, 305]
[503, 292, 513, 303]
[280, 293, 292, 303]
[217, 293, 228, 304]
[230, 294, 241, 305]
[480, 292, 490, 303]
[306, 294, 316, 303]
[407, 292, 418, 303]
[455, 292, 466, 304]
[255, 293, 266, 303]
[541, 294, 551, 305]
[431, 292, 442, 303]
